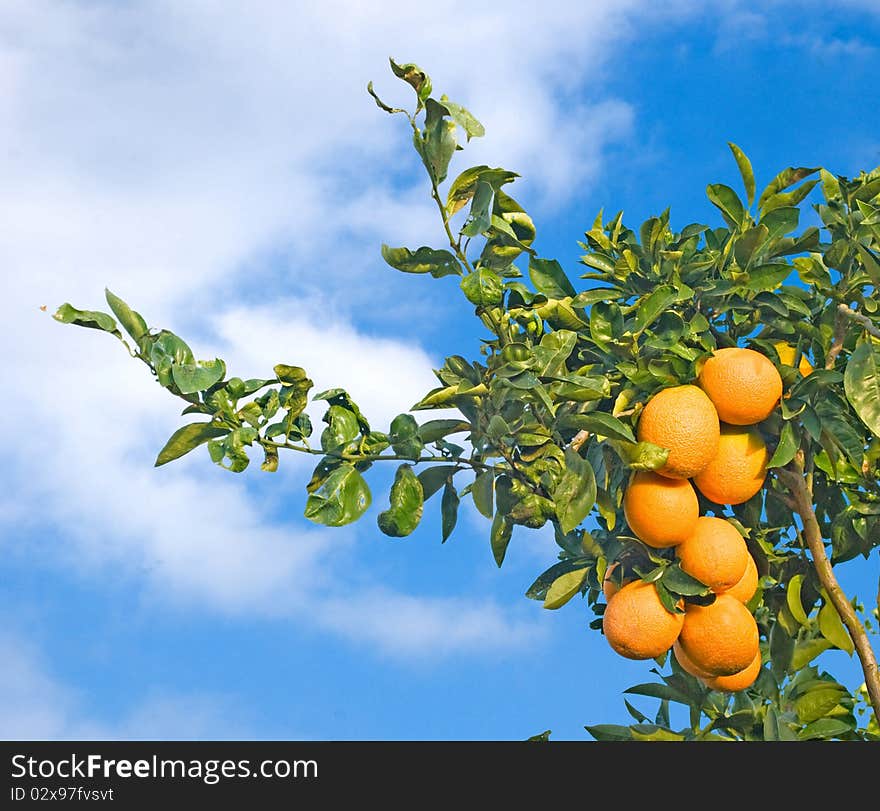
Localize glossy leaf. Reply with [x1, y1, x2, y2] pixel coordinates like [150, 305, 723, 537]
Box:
[554, 448, 597, 534]
[105, 289, 148, 347]
[556, 412, 635, 443]
[471, 470, 494, 518]
[441, 480, 459, 542]
[304, 463, 371, 527]
[608, 440, 670, 471]
[786, 574, 809, 625]
[706, 183, 745, 228]
[728, 142, 755, 207]
[155, 422, 228, 467]
[460, 267, 503, 306]
[377, 464, 424, 537]
[818, 600, 854, 655]
[53, 304, 121, 338]
[543, 567, 588, 610]
[381, 244, 461, 278]
[634, 285, 677, 332]
[768, 420, 799, 468]
[490, 512, 513, 567]
[844, 340, 880, 438]
[529, 257, 576, 298]
[758, 166, 819, 212]
[171, 359, 225, 395]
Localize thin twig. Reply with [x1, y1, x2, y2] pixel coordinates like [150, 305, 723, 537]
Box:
[838, 303, 880, 340]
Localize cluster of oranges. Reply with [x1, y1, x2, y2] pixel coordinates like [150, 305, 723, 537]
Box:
[601, 346, 794, 692]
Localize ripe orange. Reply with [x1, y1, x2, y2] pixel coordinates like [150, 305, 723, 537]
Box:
[603, 580, 685, 660]
[697, 347, 783, 425]
[676, 516, 749, 592]
[702, 652, 762, 692]
[602, 562, 634, 601]
[623, 470, 699, 548]
[693, 424, 769, 505]
[636, 385, 720, 479]
[672, 640, 712, 679]
[678, 594, 760, 676]
[774, 341, 814, 377]
[718, 553, 759, 604]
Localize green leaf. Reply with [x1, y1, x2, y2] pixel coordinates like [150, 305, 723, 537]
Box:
[790, 638, 833, 671]
[388, 58, 431, 105]
[437, 95, 484, 140]
[745, 263, 792, 292]
[759, 206, 800, 242]
[543, 567, 588, 610]
[461, 179, 494, 237]
[818, 599, 854, 655]
[171, 359, 225, 395]
[321, 405, 360, 452]
[440, 480, 459, 542]
[661, 563, 711, 596]
[446, 166, 518, 217]
[380, 244, 461, 278]
[758, 166, 819, 213]
[418, 419, 470, 444]
[728, 142, 755, 207]
[304, 463, 372, 527]
[556, 412, 635, 444]
[366, 81, 404, 114]
[471, 470, 494, 518]
[786, 574, 809, 625]
[529, 257, 576, 298]
[760, 180, 820, 216]
[845, 340, 880, 438]
[490, 511, 512, 567]
[854, 243, 880, 287]
[423, 98, 458, 183]
[105, 289, 149, 347]
[634, 285, 677, 332]
[53, 303, 121, 338]
[154, 422, 228, 467]
[706, 183, 745, 228]
[389, 413, 423, 460]
[768, 420, 799, 468]
[554, 448, 597, 534]
[274, 364, 311, 386]
[798, 718, 854, 741]
[525, 730, 552, 742]
[377, 464, 424, 538]
[534, 329, 576, 377]
[608, 440, 670, 471]
[417, 465, 458, 500]
[584, 724, 633, 741]
[460, 267, 503, 306]
[795, 687, 847, 724]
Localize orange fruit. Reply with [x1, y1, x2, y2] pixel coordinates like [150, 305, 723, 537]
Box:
[603, 580, 684, 660]
[636, 385, 720, 479]
[672, 640, 712, 679]
[693, 424, 769, 505]
[718, 553, 759, 604]
[678, 594, 760, 676]
[602, 562, 634, 601]
[702, 652, 762, 692]
[774, 341, 814, 377]
[675, 516, 749, 592]
[697, 347, 783, 425]
[623, 470, 699, 548]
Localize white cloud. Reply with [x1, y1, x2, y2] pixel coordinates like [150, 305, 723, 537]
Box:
[0, 632, 256, 740]
[0, 0, 719, 665]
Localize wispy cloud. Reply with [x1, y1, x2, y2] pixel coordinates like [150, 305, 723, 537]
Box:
[0, 0, 712, 666]
[0, 631, 259, 740]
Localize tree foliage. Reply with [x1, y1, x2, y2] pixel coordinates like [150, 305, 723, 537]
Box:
[55, 59, 880, 741]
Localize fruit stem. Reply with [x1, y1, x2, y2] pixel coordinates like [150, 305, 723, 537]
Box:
[778, 464, 880, 725]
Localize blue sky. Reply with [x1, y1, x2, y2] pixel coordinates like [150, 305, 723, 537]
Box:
[2, 1, 878, 741]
